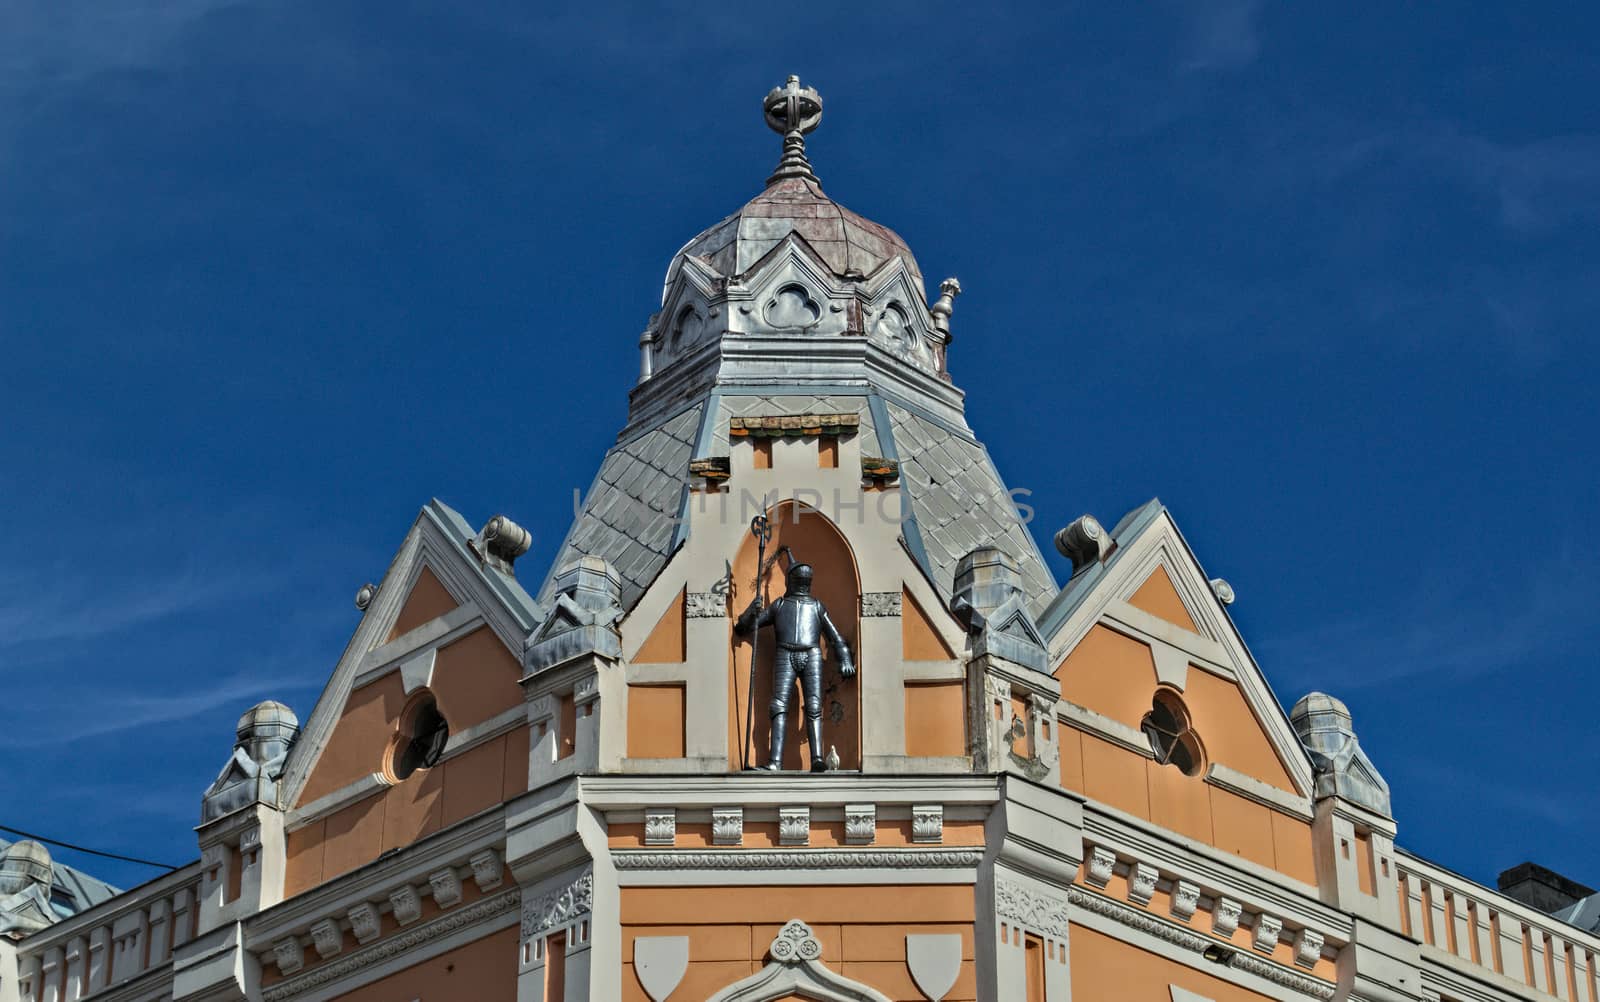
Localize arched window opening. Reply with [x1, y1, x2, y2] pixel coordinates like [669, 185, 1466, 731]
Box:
[1142, 688, 1204, 777]
[386, 692, 450, 782]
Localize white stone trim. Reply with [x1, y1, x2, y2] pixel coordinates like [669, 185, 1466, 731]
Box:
[1205, 763, 1314, 821]
[704, 918, 893, 1002]
[1058, 699, 1155, 759]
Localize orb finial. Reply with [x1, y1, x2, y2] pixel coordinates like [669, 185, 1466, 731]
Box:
[763, 75, 823, 185]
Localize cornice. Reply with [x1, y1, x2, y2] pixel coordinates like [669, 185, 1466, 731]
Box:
[611, 849, 982, 871]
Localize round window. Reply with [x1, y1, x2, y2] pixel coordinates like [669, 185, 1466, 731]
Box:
[387, 694, 450, 782]
[1141, 689, 1204, 777]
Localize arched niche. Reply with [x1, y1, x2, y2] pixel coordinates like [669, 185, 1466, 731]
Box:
[727, 500, 862, 772]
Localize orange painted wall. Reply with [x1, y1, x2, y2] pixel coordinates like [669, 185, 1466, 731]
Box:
[627, 684, 687, 758]
[1060, 724, 1316, 884]
[286, 623, 529, 890]
[385, 566, 458, 643]
[1070, 923, 1282, 1000]
[323, 924, 516, 1001]
[299, 625, 524, 805]
[1055, 624, 1299, 794]
[902, 590, 956, 660]
[904, 681, 966, 757]
[621, 885, 976, 1002]
[1126, 565, 1200, 633]
[634, 589, 687, 663]
[728, 502, 861, 771]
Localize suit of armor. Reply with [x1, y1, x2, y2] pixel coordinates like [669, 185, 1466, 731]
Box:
[736, 563, 855, 771]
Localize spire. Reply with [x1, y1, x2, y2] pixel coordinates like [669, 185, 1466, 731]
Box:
[764, 75, 823, 185]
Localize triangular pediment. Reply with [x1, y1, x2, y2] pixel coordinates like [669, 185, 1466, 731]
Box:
[280, 499, 541, 814]
[1040, 500, 1314, 799]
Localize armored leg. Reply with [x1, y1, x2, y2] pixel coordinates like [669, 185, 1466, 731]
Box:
[800, 649, 826, 772]
[764, 649, 802, 771]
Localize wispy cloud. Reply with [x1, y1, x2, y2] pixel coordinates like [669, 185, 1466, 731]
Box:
[1177, 0, 1263, 73]
[1256, 543, 1595, 694]
[0, 666, 323, 749]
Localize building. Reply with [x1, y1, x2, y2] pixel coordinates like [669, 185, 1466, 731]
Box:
[3, 76, 1597, 1002]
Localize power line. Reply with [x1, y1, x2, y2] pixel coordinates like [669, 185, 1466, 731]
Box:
[0, 823, 179, 872]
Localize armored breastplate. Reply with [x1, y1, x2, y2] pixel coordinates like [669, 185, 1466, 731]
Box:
[772, 596, 824, 649]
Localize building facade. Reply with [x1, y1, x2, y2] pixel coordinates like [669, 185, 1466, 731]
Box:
[4, 77, 1596, 1002]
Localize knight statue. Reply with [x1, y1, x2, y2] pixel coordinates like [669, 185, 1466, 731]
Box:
[735, 563, 855, 772]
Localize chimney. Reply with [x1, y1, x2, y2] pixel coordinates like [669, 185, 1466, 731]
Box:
[1497, 862, 1595, 914]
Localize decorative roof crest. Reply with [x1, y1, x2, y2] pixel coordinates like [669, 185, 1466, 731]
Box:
[764, 75, 823, 185]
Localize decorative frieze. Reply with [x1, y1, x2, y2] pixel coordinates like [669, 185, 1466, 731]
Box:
[1212, 897, 1242, 937]
[389, 885, 422, 926]
[1294, 928, 1325, 968]
[611, 849, 982, 870]
[911, 805, 943, 844]
[711, 807, 743, 845]
[428, 868, 463, 908]
[844, 804, 875, 845]
[263, 890, 520, 1002]
[520, 871, 594, 938]
[1170, 880, 1200, 920]
[779, 807, 811, 846]
[1085, 846, 1116, 887]
[272, 938, 303, 975]
[1252, 914, 1283, 953]
[860, 592, 901, 617]
[308, 920, 341, 959]
[686, 592, 726, 618]
[1128, 863, 1159, 905]
[995, 877, 1070, 939]
[469, 849, 503, 891]
[347, 903, 381, 945]
[644, 810, 677, 846]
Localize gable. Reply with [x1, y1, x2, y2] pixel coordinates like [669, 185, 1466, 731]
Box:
[633, 587, 687, 664]
[386, 565, 459, 643]
[1042, 502, 1314, 801]
[1126, 565, 1200, 634]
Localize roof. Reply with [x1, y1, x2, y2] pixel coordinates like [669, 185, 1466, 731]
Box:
[664, 177, 925, 300]
[1556, 892, 1600, 934]
[0, 837, 121, 919]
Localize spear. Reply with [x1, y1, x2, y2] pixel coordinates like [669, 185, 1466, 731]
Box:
[743, 515, 772, 771]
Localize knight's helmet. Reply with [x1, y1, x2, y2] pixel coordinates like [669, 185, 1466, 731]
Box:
[786, 563, 814, 593]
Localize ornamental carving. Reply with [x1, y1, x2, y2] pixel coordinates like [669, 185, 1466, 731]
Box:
[308, 920, 340, 959]
[768, 919, 824, 963]
[844, 804, 875, 845]
[994, 877, 1070, 939]
[1085, 846, 1116, 887]
[1253, 914, 1284, 953]
[611, 849, 981, 870]
[712, 808, 743, 845]
[779, 807, 811, 846]
[469, 849, 503, 891]
[686, 591, 727, 618]
[520, 871, 594, 938]
[645, 810, 677, 846]
[911, 805, 943, 844]
[1170, 880, 1200, 920]
[1294, 928, 1325, 968]
[428, 868, 463, 908]
[347, 903, 381, 944]
[389, 885, 421, 926]
[272, 938, 303, 975]
[1128, 863, 1159, 905]
[859, 592, 901, 617]
[1212, 897, 1242, 937]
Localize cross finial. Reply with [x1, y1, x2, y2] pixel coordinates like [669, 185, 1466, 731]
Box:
[763, 75, 823, 185]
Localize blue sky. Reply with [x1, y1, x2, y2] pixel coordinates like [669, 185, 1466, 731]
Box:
[2, 2, 1595, 894]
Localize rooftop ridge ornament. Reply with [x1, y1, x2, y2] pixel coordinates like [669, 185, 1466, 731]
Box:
[764, 75, 823, 185]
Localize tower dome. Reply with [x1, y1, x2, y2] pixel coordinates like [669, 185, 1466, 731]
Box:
[661, 76, 925, 303]
[0, 840, 53, 896]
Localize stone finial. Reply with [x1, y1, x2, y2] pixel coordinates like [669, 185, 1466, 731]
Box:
[1290, 692, 1392, 817]
[930, 277, 961, 328]
[354, 582, 377, 611]
[1209, 577, 1236, 605]
[200, 700, 300, 822]
[478, 515, 532, 574]
[764, 75, 823, 184]
[1054, 515, 1110, 572]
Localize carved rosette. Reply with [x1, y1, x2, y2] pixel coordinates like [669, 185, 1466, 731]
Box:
[994, 877, 1070, 940]
[768, 920, 824, 964]
[520, 872, 595, 939]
